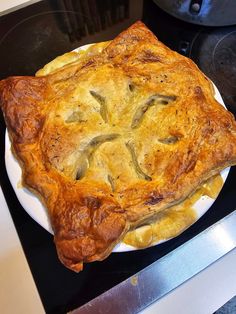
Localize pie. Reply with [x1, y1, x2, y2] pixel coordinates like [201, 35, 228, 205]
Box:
[1, 21, 236, 272]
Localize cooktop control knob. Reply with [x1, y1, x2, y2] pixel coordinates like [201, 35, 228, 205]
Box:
[189, 0, 202, 14]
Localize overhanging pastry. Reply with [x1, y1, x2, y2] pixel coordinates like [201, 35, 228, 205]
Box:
[1, 21, 236, 272]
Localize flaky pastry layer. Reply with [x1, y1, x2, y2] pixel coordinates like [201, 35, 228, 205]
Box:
[1, 21, 236, 272]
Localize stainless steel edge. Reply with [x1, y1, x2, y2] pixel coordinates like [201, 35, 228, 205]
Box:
[72, 210, 236, 314]
[0, 0, 42, 17]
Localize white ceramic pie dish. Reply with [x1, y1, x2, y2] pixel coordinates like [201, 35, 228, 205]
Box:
[4, 43, 230, 252]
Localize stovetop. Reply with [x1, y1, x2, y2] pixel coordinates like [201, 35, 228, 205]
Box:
[0, 1, 236, 313]
[143, 1, 236, 115]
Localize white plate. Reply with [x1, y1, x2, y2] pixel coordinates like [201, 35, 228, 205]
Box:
[4, 46, 230, 252]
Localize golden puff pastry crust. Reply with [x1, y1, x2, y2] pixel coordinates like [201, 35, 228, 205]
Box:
[1, 21, 236, 272]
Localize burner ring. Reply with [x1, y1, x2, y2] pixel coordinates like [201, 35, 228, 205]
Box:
[213, 31, 236, 90]
[189, 27, 236, 112]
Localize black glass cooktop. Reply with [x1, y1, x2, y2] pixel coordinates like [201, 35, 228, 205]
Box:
[0, 1, 236, 313]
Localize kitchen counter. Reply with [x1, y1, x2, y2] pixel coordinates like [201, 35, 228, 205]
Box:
[0, 187, 44, 314]
[0, 0, 40, 16]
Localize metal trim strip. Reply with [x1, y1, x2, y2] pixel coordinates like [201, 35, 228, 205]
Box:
[73, 210, 236, 314]
[0, 0, 41, 17]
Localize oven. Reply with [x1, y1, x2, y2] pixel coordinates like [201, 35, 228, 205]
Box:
[0, 1, 236, 313]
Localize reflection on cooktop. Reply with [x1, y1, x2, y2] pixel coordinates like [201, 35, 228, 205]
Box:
[0, 0, 142, 78]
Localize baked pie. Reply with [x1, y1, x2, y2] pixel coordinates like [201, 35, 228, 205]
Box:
[1, 21, 236, 272]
